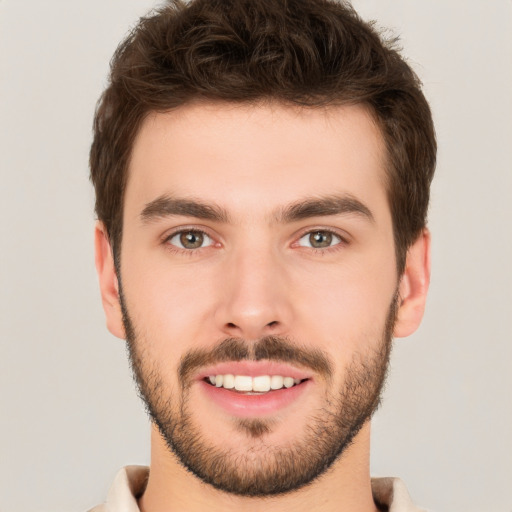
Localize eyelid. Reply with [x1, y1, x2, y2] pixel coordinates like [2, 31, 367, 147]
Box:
[292, 227, 351, 249]
[169, 231, 213, 249]
[161, 225, 221, 249]
[160, 224, 350, 252]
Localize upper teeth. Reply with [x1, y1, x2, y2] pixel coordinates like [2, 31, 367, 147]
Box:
[208, 375, 302, 392]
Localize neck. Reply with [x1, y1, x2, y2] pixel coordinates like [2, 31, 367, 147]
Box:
[138, 422, 379, 512]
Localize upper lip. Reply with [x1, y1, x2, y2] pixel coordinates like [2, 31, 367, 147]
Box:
[196, 361, 312, 381]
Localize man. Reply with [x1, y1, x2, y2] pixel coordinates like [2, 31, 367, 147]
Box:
[90, 0, 435, 510]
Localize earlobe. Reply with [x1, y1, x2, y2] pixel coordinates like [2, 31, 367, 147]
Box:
[394, 229, 431, 338]
[94, 222, 126, 339]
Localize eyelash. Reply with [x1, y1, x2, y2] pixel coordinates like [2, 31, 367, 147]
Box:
[162, 227, 217, 255]
[162, 227, 349, 255]
[294, 228, 349, 253]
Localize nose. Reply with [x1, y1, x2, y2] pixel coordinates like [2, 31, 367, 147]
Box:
[215, 244, 292, 340]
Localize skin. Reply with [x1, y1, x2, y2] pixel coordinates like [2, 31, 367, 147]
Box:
[95, 102, 430, 512]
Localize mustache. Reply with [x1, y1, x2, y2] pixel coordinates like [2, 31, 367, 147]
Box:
[179, 336, 333, 387]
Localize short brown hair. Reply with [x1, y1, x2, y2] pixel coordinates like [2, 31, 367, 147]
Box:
[90, 0, 436, 273]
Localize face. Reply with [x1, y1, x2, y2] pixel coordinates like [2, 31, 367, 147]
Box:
[97, 102, 426, 496]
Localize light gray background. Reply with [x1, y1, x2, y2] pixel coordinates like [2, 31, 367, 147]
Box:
[1, 1, 511, 511]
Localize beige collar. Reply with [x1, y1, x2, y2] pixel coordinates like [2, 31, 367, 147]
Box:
[90, 465, 425, 512]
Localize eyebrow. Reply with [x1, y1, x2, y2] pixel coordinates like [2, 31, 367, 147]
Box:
[140, 193, 374, 225]
[276, 194, 374, 224]
[140, 195, 230, 224]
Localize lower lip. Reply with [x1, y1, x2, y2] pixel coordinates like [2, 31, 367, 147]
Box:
[199, 380, 311, 418]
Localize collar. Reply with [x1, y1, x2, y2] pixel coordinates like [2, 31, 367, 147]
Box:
[93, 466, 425, 512]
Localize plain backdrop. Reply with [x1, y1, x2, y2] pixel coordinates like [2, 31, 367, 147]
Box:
[1, 1, 511, 511]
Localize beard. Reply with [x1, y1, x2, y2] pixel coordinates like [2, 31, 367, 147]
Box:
[121, 291, 397, 497]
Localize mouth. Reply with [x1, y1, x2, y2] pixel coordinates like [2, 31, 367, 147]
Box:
[196, 361, 313, 417]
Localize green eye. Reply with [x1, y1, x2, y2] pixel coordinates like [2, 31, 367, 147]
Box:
[168, 230, 213, 249]
[298, 230, 341, 249]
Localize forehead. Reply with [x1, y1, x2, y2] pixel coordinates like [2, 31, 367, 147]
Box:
[125, 102, 388, 221]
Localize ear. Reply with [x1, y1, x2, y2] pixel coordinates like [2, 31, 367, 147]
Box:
[94, 222, 126, 339]
[394, 229, 431, 338]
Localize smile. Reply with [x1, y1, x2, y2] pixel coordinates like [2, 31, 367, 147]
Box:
[196, 361, 313, 417]
[206, 374, 305, 393]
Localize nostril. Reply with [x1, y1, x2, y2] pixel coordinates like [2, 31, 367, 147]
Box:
[267, 321, 278, 328]
[227, 322, 237, 328]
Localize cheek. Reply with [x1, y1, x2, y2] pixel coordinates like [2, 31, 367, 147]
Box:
[121, 255, 220, 362]
[293, 259, 396, 359]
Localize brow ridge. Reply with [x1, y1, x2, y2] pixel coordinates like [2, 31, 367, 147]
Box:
[140, 195, 230, 223]
[276, 194, 374, 223]
[140, 193, 374, 225]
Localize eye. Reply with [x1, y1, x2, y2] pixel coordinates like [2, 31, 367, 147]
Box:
[167, 230, 214, 250]
[297, 230, 342, 249]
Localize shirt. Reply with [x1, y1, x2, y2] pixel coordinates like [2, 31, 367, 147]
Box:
[89, 465, 426, 512]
